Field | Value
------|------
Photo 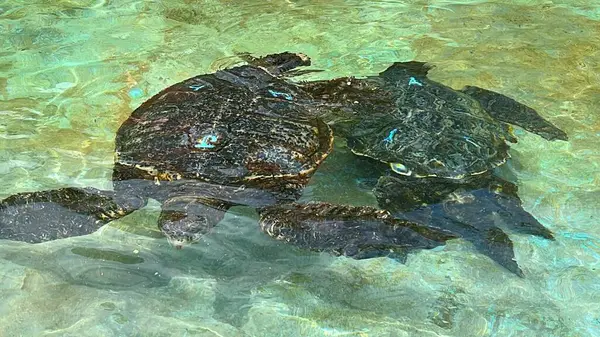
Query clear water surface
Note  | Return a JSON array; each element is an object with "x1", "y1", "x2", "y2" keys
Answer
[{"x1": 1, "y1": 0, "x2": 599, "y2": 336}]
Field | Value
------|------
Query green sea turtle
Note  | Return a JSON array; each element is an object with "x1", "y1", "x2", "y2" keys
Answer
[
  {"x1": 299, "y1": 60, "x2": 567, "y2": 275},
  {"x1": 304, "y1": 61, "x2": 566, "y2": 180},
  {"x1": 0, "y1": 52, "x2": 455, "y2": 262}
]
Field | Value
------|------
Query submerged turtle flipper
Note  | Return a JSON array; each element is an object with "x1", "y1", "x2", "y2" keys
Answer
[
  {"x1": 472, "y1": 226, "x2": 523, "y2": 277},
  {"x1": 347, "y1": 245, "x2": 409, "y2": 262},
  {"x1": 374, "y1": 175, "x2": 464, "y2": 213},
  {"x1": 238, "y1": 52, "x2": 311, "y2": 76},
  {"x1": 375, "y1": 174, "x2": 554, "y2": 239},
  {"x1": 493, "y1": 194, "x2": 554, "y2": 239},
  {"x1": 0, "y1": 187, "x2": 146, "y2": 243},
  {"x1": 460, "y1": 86, "x2": 568, "y2": 141},
  {"x1": 257, "y1": 202, "x2": 457, "y2": 261},
  {"x1": 158, "y1": 196, "x2": 232, "y2": 249},
  {"x1": 374, "y1": 174, "x2": 554, "y2": 276},
  {"x1": 439, "y1": 180, "x2": 556, "y2": 241},
  {"x1": 486, "y1": 178, "x2": 555, "y2": 239},
  {"x1": 390, "y1": 205, "x2": 524, "y2": 276}
]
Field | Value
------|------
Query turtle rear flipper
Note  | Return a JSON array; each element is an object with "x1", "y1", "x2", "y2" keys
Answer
[
  {"x1": 257, "y1": 202, "x2": 457, "y2": 260},
  {"x1": 238, "y1": 52, "x2": 311, "y2": 76},
  {"x1": 484, "y1": 178, "x2": 555, "y2": 240},
  {"x1": 461, "y1": 86, "x2": 568, "y2": 141},
  {"x1": 158, "y1": 196, "x2": 231, "y2": 249},
  {"x1": 0, "y1": 187, "x2": 145, "y2": 243}
]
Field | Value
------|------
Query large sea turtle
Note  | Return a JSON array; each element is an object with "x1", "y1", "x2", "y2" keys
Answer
[
  {"x1": 299, "y1": 61, "x2": 567, "y2": 275},
  {"x1": 0, "y1": 52, "x2": 455, "y2": 262}
]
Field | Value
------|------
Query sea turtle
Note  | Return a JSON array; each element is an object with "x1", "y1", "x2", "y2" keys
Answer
[
  {"x1": 304, "y1": 61, "x2": 567, "y2": 180},
  {"x1": 0, "y1": 52, "x2": 455, "y2": 262},
  {"x1": 299, "y1": 61, "x2": 567, "y2": 275}
]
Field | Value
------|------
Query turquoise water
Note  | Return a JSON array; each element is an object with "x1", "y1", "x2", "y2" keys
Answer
[{"x1": 1, "y1": 0, "x2": 599, "y2": 336}]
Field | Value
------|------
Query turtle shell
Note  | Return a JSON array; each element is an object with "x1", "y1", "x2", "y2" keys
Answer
[
  {"x1": 344, "y1": 66, "x2": 515, "y2": 180},
  {"x1": 114, "y1": 64, "x2": 333, "y2": 197}
]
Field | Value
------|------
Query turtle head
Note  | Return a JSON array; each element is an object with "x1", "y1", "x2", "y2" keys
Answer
[
  {"x1": 158, "y1": 198, "x2": 229, "y2": 249},
  {"x1": 262, "y1": 52, "x2": 311, "y2": 74},
  {"x1": 241, "y1": 52, "x2": 311, "y2": 76},
  {"x1": 159, "y1": 211, "x2": 211, "y2": 249}
]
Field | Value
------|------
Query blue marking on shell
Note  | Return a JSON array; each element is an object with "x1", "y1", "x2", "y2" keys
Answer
[
  {"x1": 189, "y1": 84, "x2": 206, "y2": 91},
  {"x1": 128, "y1": 87, "x2": 144, "y2": 98},
  {"x1": 408, "y1": 77, "x2": 423, "y2": 86},
  {"x1": 383, "y1": 128, "x2": 398, "y2": 144},
  {"x1": 195, "y1": 135, "x2": 218, "y2": 149},
  {"x1": 268, "y1": 89, "x2": 293, "y2": 101}
]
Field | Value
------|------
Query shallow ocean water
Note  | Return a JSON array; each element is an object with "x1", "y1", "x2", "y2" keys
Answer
[{"x1": 1, "y1": 0, "x2": 599, "y2": 336}]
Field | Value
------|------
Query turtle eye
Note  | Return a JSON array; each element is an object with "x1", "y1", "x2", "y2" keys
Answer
[{"x1": 390, "y1": 162, "x2": 412, "y2": 176}]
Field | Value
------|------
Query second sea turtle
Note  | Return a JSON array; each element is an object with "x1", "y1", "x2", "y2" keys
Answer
[{"x1": 299, "y1": 60, "x2": 567, "y2": 275}]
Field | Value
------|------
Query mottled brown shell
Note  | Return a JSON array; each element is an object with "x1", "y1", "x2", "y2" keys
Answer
[{"x1": 114, "y1": 64, "x2": 333, "y2": 198}]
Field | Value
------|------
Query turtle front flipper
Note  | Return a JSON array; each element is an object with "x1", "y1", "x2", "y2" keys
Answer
[
  {"x1": 392, "y1": 205, "x2": 524, "y2": 276},
  {"x1": 0, "y1": 187, "x2": 146, "y2": 243},
  {"x1": 375, "y1": 174, "x2": 555, "y2": 240},
  {"x1": 374, "y1": 175, "x2": 464, "y2": 213},
  {"x1": 438, "y1": 179, "x2": 555, "y2": 241},
  {"x1": 257, "y1": 202, "x2": 457, "y2": 261},
  {"x1": 460, "y1": 86, "x2": 568, "y2": 141},
  {"x1": 471, "y1": 225, "x2": 523, "y2": 277},
  {"x1": 238, "y1": 52, "x2": 312, "y2": 76},
  {"x1": 158, "y1": 196, "x2": 232, "y2": 249},
  {"x1": 485, "y1": 178, "x2": 555, "y2": 240},
  {"x1": 373, "y1": 174, "x2": 554, "y2": 276}
]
